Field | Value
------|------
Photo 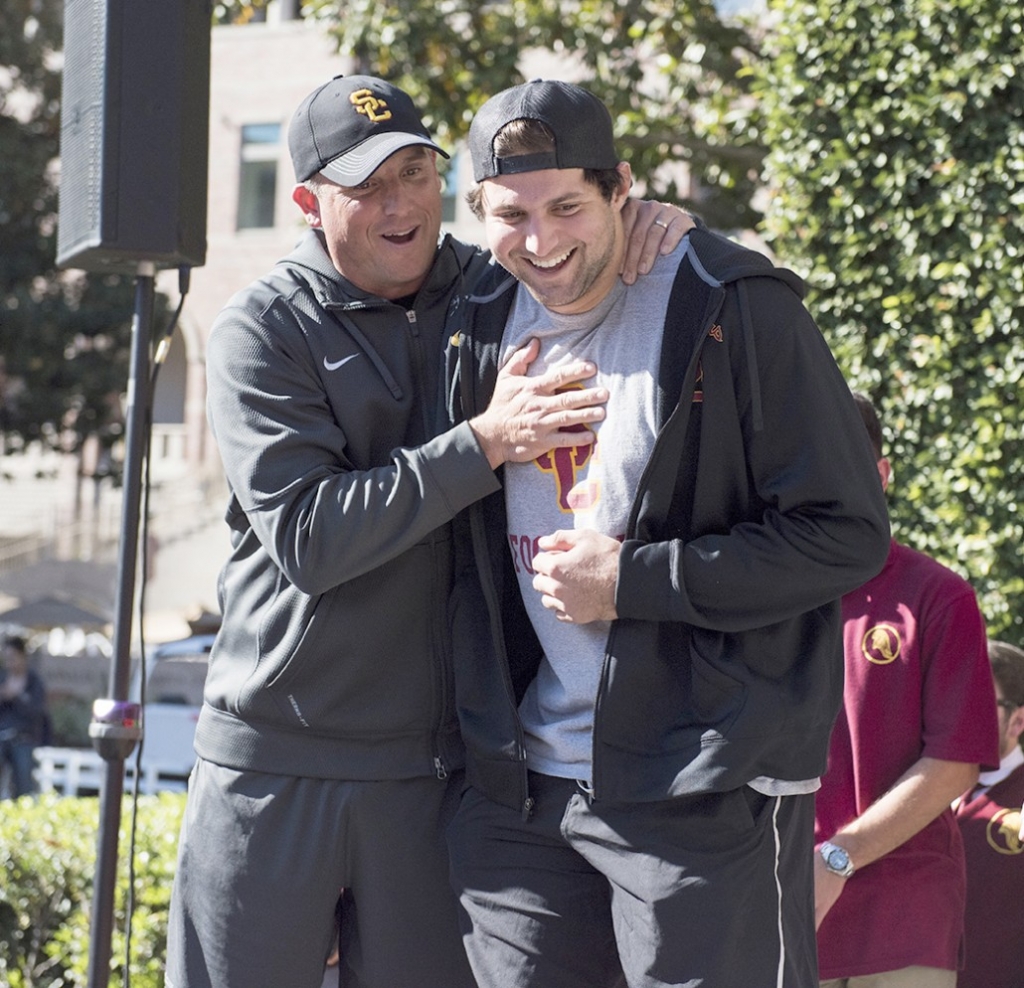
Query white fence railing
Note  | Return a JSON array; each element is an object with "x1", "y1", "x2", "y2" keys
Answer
[{"x1": 32, "y1": 746, "x2": 189, "y2": 796}]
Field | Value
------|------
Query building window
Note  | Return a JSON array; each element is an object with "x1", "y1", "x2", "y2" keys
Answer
[{"x1": 237, "y1": 123, "x2": 281, "y2": 230}]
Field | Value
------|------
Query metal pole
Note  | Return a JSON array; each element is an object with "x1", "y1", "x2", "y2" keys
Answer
[{"x1": 85, "y1": 264, "x2": 155, "y2": 988}]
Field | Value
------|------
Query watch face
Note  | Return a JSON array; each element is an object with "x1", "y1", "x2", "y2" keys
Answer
[
  {"x1": 824, "y1": 845, "x2": 851, "y2": 874},
  {"x1": 827, "y1": 848, "x2": 848, "y2": 869}
]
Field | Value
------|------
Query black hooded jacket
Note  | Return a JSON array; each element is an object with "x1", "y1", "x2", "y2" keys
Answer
[
  {"x1": 196, "y1": 232, "x2": 499, "y2": 781},
  {"x1": 449, "y1": 227, "x2": 890, "y2": 814}
]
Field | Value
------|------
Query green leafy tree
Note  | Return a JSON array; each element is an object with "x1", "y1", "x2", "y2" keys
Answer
[
  {"x1": 297, "y1": 0, "x2": 764, "y2": 230},
  {"x1": 755, "y1": 0, "x2": 1024, "y2": 633},
  {"x1": 0, "y1": 792, "x2": 185, "y2": 988},
  {"x1": 0, "y1": 0, "x2": 153, "y2": 465}
]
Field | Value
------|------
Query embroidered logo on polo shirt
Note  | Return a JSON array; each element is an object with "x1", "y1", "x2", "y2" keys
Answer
[
  {"x1": 986, "y1": 808, "x2": 1024, "y2": 855},
  {"x1": 861, "y1": 623, "x2": 901, "y2": 665},
  {"x1": 350, "y1": 89, "x2": 393, "y2": 123}
]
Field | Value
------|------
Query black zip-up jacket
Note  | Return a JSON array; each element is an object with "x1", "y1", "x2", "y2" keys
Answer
[
  {"x1": 195, "y1": 231, "x2": 500, "y2": 781},
  {"x1": 449, "y1": 228, "x2": 890, "y2": 814}
]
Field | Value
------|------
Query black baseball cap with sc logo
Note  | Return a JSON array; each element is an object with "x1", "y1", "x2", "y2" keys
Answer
[{"x1": 288, "y1": 74, "x2": 449, "y2": 186}]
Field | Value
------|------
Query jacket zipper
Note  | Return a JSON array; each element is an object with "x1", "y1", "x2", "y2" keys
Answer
[
  {"x1": 468, "y1": 484, "x2": 532, "y2": 815},
  {"x1": 406, "y1": 303, "x2": 456, "y2": 784}
]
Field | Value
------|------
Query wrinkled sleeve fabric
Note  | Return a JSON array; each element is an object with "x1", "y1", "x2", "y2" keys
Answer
[
  {"x1": 919, "y1": 581, "x2": 999, "y2": 769},
  {"x1": 206, "y1": 302, "x2": 500, "y2": 597},
  {"x1": 616, "y1": 278, "x2": 889, "y2": 631}
]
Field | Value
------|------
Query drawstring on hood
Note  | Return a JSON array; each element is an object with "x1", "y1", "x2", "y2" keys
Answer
[
  {"x1": 735, "y1": 280, "x2": 764, "y2": 433},
  {"x1": 326, "y1": 305, "x2": 405, "y2": 400},
  {"x1": 679, "y1": 233, "x2": 782, "y2": 437}
]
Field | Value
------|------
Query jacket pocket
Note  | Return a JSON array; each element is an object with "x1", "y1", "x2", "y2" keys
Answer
[
  {"x1": 258, "y1": 543, "x2": 446, "y2": 735},
  {"x1": 600, "y1": 623, "x2": 745, "y2": 756},
  {"x1": 686, "y1": 626, "x2": 746, "y2": 734}
]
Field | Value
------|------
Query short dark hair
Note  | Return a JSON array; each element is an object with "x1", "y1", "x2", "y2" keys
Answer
[
  {"x1": 2, "y1": 634, "x2": 27, "y2": 655},
  {"x1": 465, "y1": 118, "x2": 625, "y2": 220},
  {"x1": 989, "y1": 639, "x2": 1024, "y2": 708},
  {"x1": 850, "y1": 391, "x2": 885, "y2": 460}
]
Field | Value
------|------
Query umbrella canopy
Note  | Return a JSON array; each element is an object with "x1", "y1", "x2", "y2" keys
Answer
[
  {"x1": 0, "y1": 596, "x2": 111, "y2": 630},
  {"x1": 0, "y1": 560, "x2": 116, "y2": 614}
]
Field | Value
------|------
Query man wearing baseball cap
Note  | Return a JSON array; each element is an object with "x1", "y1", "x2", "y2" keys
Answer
[
  {"x1": 445, "y1": 79, "x2": 890, "y2": 987},
  {"x1": 164, "y1": 74, "x2": 691, "y2": 988}
]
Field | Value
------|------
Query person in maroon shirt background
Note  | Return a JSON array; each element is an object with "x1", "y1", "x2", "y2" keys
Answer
[
  {"x1": 814, "y1": 392, "x2": 1000, "y2": 988},
  {"x1": 954, "y1": 639, "x2": 1024, "y2": 988}
]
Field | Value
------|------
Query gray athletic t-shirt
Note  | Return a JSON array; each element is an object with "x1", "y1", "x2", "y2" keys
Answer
[{"x1": 502, "y1": 245, "x2": 686, "y2": 783}]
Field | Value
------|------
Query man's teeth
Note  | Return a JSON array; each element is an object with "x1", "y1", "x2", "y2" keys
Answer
[{"x1": 531, "y1": 249, "x2": 572, "y2": 269}]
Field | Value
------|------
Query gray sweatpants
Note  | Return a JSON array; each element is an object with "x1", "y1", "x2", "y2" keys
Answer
[{"x1": 165, "y1": 758, "x2": 475, "y2": 988}]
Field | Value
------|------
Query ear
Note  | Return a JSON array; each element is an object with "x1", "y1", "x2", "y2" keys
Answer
[
  {"x1": 612, "y1": 162, "x2": 633, "y2": 210},
  {"x1": 1009, "y1": 704, "x2": 1024, "y2": 743},
  {"x1": 877, "y1": 456, "x2": 892, "y2": 492},
  {"x1": 292, "y1": 184, "x2": 322, "y2": 227}
]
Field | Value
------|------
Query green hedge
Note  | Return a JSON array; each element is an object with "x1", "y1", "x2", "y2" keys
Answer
[{"x1": 0, "y1": 791, "x2": 186, "y2": 988}]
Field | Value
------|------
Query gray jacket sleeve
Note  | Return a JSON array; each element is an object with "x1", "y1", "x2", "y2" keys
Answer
[{"x1": 206, "y1": 303, "x2": 500, "y2": 597}]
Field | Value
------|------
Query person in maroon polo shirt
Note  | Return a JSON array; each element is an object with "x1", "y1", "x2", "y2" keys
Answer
[
  {"x1": 954, "y1": 639, "x2": 1024, "y2": 988},
  {"x1": 814, "y1": 393, "x2": 1000, "y2": 988}
]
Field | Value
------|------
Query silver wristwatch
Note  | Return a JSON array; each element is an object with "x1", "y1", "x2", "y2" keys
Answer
[{"x1": 819, "y1": 841, "x2": 855, "y2": 878}]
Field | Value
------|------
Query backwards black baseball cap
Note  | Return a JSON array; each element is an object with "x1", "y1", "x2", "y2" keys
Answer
[
  {"x1": 467, "y1": 79, "x2": 619, "y2": 183},
  {"x1": 288, "y1": 74, "x2": 448, "y2": 186}
]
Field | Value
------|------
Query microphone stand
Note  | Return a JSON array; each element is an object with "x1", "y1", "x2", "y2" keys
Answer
[{"x1": 85, "y1": 264, "x2": 154, "y2": 988}]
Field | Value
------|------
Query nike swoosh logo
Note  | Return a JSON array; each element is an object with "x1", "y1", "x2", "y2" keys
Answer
[{"x1": 323, "y1": 353, "x2": 360, "y2": 371}]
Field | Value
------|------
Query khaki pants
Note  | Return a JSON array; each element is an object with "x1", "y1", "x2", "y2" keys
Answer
[{"x1": 821, "y1": 967, "x2": 957, "y2": 988}]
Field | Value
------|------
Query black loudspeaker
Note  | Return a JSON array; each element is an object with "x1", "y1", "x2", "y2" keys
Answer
[{"x1": 57, "y1": 0, "x2": 211, "y2": 273}]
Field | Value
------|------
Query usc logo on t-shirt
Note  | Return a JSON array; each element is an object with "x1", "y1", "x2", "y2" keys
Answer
[
  {"x1": 986, "y1": 808, "x2": 1024, "y2": 855},
  {"x1": 861, "y1": 624, "x2": 902, "y2": 665},
  {"x1": 534, "y1": 382, "x2": 597, "y2": 513}
]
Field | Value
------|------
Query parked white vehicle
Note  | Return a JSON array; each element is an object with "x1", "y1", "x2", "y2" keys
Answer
[{"x1": 34, "y1": 634, "x2": 213, "y2": 796}]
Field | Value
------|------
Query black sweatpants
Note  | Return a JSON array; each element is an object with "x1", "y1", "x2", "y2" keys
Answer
[
  {"x1": 166, "y1": 759, "x2": 475, "y2": 988},
  {"x1": 448, "y1": 773, "x2": 818, "y2": 988}
]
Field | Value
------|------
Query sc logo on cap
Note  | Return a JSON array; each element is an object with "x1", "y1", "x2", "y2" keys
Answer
[{"x1": 350, "y1": 89, "x2": 392, "y2": 123}]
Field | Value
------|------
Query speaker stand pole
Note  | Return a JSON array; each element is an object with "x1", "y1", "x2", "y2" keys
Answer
[{"x1": 86, "y1": 263, "x2": 155, "y2": 988}]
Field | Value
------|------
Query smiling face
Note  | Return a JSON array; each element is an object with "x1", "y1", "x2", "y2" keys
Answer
[
  {"x1": 292, "y1": 145, "x2": 443, "y2": 300},
  {"x1": 479, "y1": 163, "x2": 631, "y2": 314}
]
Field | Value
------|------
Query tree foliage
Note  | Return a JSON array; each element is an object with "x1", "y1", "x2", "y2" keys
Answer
[
  {"x1": 1, "y1": 0, "x2": 142, "y2": 460},
  {"x1": 755, "y1": 0, "x2": 1024, "y2": 633},
  {"x1": 0, "y1": 792, "x2": 185, "y2": 987},
  {"x1": 302, "y1": 0, "x2": 764, "y2": 229}
]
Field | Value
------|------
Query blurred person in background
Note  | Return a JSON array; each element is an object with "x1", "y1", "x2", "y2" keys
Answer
[{"x1": 0, "y1": 633, "x2": 49, "y2": 798}]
